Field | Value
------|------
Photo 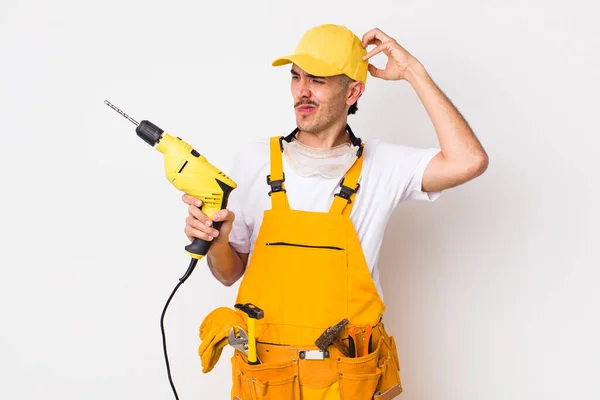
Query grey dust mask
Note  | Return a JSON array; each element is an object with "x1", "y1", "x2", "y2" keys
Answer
[{"x1": 282, "y1": 138, "x2": 359, "y2": 179}]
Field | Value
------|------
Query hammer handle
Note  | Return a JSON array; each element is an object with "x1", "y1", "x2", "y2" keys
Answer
[{"x1": 247, "y1": 318, "x2": 258, "y2": 365}]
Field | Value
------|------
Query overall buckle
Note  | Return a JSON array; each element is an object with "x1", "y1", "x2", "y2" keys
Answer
[
  {"x1": 267, "y1": 173, "x2": 286, "y2": 196},
  {"x1": 334, "y1": 179, "x2": 360, "y2": 203}
]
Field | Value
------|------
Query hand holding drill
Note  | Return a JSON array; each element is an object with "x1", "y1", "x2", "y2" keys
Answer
[{"x1": 182, "y1": 194, "x2": 236, "y2": 246}]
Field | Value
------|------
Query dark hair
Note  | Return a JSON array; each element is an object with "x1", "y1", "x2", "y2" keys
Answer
[{"x1": 348, "y1": 101, "x2": 358, "y2": 115}]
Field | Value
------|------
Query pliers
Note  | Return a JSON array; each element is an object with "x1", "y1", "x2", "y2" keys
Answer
[
  {"x1": 228, "y1": 326, "x2": 262, "y2": 363},
  {"x1": 348, "y1": 325, "x2": 373, "y2": 357},
  {"x1": 228, "y1": 326, "x2": 249, "y2": 353}
]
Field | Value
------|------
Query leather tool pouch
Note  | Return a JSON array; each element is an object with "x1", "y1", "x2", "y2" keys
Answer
[
  {"x1": 373, "y1": 323, "x2": 403, "y2": 400},
  {"x1": 230, "y1": 322, "x2": 402, "y2": 400}
]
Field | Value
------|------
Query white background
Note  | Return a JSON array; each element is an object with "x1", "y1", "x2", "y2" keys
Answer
[{"x1": 1, "y1": 0, "x2": 598, "y2": 399}]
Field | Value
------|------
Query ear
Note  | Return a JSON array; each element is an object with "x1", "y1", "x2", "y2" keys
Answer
[{"x1": 346, "y1": 81, "x2": 365, "y2": 107}]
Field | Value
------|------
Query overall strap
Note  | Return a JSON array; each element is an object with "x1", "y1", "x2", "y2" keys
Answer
[
  {"x1": 267, "y1": 136, "x2": 290, "y2": 210},
  {"x1": 329, "y1": 142, "x2": 364, "y2": 216}
]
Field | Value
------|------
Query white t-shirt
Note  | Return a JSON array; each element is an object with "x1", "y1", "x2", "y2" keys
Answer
[{"x1": 226, "y1": 137, "x2": 441, "y2": 302}]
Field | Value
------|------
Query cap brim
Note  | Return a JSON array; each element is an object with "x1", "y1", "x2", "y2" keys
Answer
[{"x1": 272, "y1": 54, "x2": 343, "y2": 77}]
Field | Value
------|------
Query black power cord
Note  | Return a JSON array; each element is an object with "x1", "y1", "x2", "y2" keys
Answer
[{"x1": 160, "y1": 257, "x2": 199, "y2": 400}]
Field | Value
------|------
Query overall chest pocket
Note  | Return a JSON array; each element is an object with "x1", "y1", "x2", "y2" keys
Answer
[{"x1": 262, "y1": 240, "x2": 348, "y2": 329}]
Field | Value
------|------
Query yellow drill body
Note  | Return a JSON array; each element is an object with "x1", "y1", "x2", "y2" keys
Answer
[
  {"x1": 104, "y1": 100, "x2": 236, "y2": 260},
  {"x1": 156, "y1": 133, "x2": 237, "y2": 255},
  {"x1": 155, "y1": 133, "x2": 237, "y2": 259}
]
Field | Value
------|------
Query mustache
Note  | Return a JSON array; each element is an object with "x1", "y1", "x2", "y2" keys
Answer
[{"x1": 295, "y1": 100, "x2": 318, "y2": 108}]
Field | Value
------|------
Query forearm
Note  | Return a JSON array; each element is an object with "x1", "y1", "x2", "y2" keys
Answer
[
  {"x1": 206, "y1": 240, "x2": 245, "y2": 286},
  {"x1": 405, "y1": 62, "x2": 488, "y2": 166}
]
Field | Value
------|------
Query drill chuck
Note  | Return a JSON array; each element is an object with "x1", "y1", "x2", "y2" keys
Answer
[{"x1": 136, "y1": 120, "x2": 164, "y2": 146}]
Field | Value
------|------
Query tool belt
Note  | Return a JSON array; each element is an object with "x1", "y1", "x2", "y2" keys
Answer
[{"x1": 230, "y1": 320, "x2": 402, "y2": 400}]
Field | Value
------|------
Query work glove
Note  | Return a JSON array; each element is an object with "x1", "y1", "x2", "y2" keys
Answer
[{"x1": 198, "y1": 306, "x2": 246, "y2": 373}]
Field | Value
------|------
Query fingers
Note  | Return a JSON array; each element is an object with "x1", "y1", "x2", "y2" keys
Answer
[
  {"x1": 362, "y1": 30, "x2": 399, "y2": 62},
  {"x1": 368, "y1": 63, "x2": 384, "y2": 79},
  {"x1": 185, "y1": 205, "x2": 220, "y2": 241},
  {"x1": 182, "y1": 194, "x2": 236, "y2": 242},
  {"x1": 188, "y1": 204, "x2": 212, "y2": 225},
  {"x1": 184, "y1": 224, "x2": 211, "y2": 242},
  {"x1": 185, "y1": 214, "x2": 220, "y2": 241},
  {"x1": 182, "y1": 193, "x2": 203, "y2": 207},
  {"x1": 361, "y1": 28, "x2": 392, "y2": 49},
  {"x1": 362, "y1": 43, "x2": 387, "y2": 61},
  {"x1": 362, "y1": 35, "x2": 382, "y2": 48},
  {"x1": 211, "y1": 209, "x2": 235, "y2": 222}
]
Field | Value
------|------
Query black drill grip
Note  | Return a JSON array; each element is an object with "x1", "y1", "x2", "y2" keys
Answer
[
  {"x1": 184, "y1": 220, "x2": 223, "y2": 256},
  {"x1": 184, "y1": 179, "x2": 234, "y2": 257}
]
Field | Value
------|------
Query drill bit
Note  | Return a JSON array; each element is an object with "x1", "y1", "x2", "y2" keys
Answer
[{"x1": 104, "y1": 100, "x2": 139, "y2": 126}]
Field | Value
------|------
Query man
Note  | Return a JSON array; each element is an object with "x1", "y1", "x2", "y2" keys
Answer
[{"x1": 188, "y1": 25, "x2": 488, "y2": 399}]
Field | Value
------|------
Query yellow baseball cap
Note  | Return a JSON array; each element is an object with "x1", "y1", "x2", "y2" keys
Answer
[{"x1": 272, "y1": 24, "x2": 368, "y2": 84}]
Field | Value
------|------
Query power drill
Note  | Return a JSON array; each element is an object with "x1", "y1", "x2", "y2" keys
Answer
[{"x1": 104, "y1": 100, "x2": 236, "y2": 399}]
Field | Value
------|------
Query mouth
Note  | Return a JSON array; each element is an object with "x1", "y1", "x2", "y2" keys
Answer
[{"x1": 296, "y1": 105, "x2": 316, "y2": 114}]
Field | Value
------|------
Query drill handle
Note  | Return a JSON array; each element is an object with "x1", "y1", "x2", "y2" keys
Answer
[
  {"x1": 184, "y1": 220, "x2": 224, "y2": 257},
  {"x1": 183, "y1": 187, "x2": 233, "y2": 262},
  {"x1": 179, "y1": 216, "x2": 222, "y2": 283}
]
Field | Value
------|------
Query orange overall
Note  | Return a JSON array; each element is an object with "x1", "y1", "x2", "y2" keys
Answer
[{"x1": 231, "y1": 134, "x2": 403, "y2": 400}]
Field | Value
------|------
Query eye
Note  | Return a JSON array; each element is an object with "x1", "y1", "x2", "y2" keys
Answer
[{"x1": 312, "y1": 79, "x2": 325, "y2": 84}]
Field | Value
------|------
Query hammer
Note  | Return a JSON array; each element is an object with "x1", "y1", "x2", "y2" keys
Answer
[
  {"x1": 234, "y1": 303, "x2": 264, "y2": 365},
  {"x1": 315, "y1": 318, "x2": 350, "y2": 357}
]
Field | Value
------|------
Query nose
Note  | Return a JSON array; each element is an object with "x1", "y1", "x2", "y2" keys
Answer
[{"x1": 295, "y1": 76, "x2": 311, "y2": 99}]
